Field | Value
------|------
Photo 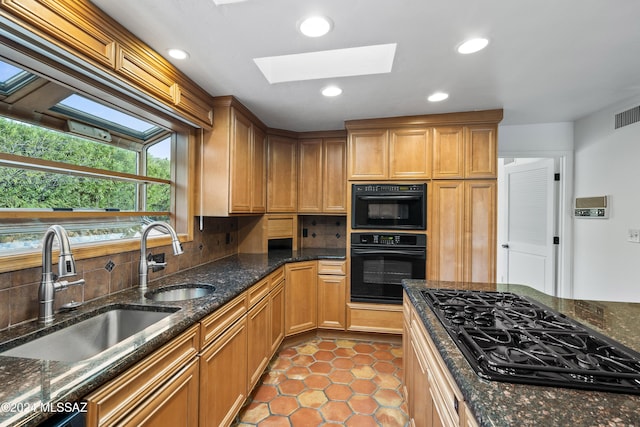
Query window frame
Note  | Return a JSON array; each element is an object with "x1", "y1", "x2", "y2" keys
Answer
[{"x1": 0, "y1": 33, "x2": 196, "y2": 274}]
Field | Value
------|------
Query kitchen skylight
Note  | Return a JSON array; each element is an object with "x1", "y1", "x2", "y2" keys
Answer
[{"x1": 254, "y1": 43, "x2": 397, "y2": 84}]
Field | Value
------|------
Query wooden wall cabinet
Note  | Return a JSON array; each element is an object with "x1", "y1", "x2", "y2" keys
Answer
[
  {"x1": 317, "y1": 260, "x2": 347, "y2": 330},
  {"x1": 433, "y1": 125, "x2": 497, "y2": 179},
  {"x1": 284, "y1": 261, "x2": 317, "y2": 336},
  {"x1": 429, "y1": 180, "x2": 496, "y2": 283},
  {"x1": 347, "y1": 128, "x2": 431, "y2": 180},
  {"x1": 198, "y1": 99, "x2": 267, "y2": 216},
  {"x1": 267, "y1": 135, "x2": 298, "y2": 213},
  {"x1": 298, "y1": 138, "x2": 347, "y2": 213},
  {"x1": 230, "y1": 111, "x2": 266, "y2": 213}
]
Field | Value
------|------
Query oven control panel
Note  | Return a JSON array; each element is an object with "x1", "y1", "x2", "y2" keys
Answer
[{"x1": 352, "y1": 233, "x2": 425, "y2": 247}]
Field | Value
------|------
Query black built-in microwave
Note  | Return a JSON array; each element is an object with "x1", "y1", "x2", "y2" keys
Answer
[{"x1": 351, "y1": 183, "x2": 426, "y2": 230}]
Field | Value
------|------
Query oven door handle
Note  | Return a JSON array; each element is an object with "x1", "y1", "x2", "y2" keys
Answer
[
  {"x1": 351, "y1": 248, "x2": 426, "y2": 257},
  {"x1": 357, "y1": 195, "x2": 420, "y2": 200}
]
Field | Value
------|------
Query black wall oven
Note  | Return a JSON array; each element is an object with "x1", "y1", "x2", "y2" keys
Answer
[
  {"x1": 350, "y1": 233, "x2": 426, "y2": 305},
  {"x1": 352, "y1": 183, "x2": 426, "y2": 230}
]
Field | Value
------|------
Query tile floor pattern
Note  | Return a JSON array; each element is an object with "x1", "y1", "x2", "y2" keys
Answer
[{"x1": 235, "y1": 338, "x2": 408, "y2": 427}]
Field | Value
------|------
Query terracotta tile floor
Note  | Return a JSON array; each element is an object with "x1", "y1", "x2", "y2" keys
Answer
[{"x1": 235, "y1": 337, "x2": 408, "y2": 427}]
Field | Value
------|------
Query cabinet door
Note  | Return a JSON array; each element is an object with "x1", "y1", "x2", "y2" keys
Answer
[
  {"x1": 433, "y1": 127, "x2": 464, "y2": 179},
  {"x1": 230, "y1": 110, "x2": 253, "y2": 213},
  {"x1": 429, "y1": 181, "x2": 464, "y2": 281},
  {"x1": 464, "y1": 180, "x2": 497, "y2": 283},
  {"x1": 199, "y1": 318, "x2": 248, "y2": 427},
  {"x1": 1, "y1": 0, "x2": 116, "y2": 67},
  {"x1": 323, "y1": 138, "x2": 347, "y2": 213},
  {"x1": 119, "y1": 359, "x2": 199, "y2": 427},
  {"x1": 270, "y1": 281, "x2": 285, "y2": 354},
  {"x1": 389, "y1": 128, "x2": 431, "y2": 179},
  {"x1": 252, "y1": 126, "x2": 267, "y2": 212},
  {"x1": 348, "y1": 129, "x2": 388, "y2": 179},
  {"x1": 284, "y1": 261, "x2": 317, "y2": 336},
  {"x1": 267, "y1": 136, "x2": 297, "y2": 212},
  {"x1": 247, "y1": 296, "x2": 271, "y2": 390},
  {"x1": 409, "y1": 331, "x2": 433, "y2": 427},
  {"x1": 464, "y1": 125, "x2": 497, "y2": 178},
  {"x1": 85, "y1": 325, "x2": 200, "y2": 427},
  {"x1": 298, "y1": 139, "x2": 323, "y2": 213},
  {"x1": 317, "y1": 274, "x2": 346, "y2": 330}
]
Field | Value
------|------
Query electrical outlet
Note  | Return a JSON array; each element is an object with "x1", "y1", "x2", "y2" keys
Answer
[{"x1": 627, "y1": 229, "x2": 640, "y2": 243}]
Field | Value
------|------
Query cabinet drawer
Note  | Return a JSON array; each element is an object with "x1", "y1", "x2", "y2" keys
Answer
[
  {"x1": 85, "y1": 324, "x2": 200, "y2": 427},
  {"x1": 269, "y1": 266, "x2": 285, "y2": 290},
  {"x1": 317, "y1": 260, "x2": 346, "y2": 275},
  {"x1": 200, "y1": 292, "x2": 248, "y2": 349},
  {"x1": 247, "y1": 277, "x2": 270, "y2": 308}
]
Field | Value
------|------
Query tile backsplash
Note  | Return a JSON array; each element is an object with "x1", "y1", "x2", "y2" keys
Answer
[
  {"x1": 0, "y1": 217, "x2": 238, "y2": 330},
  {"x1": 299, "y1": 215, "x2": 347, "y2": 249}
]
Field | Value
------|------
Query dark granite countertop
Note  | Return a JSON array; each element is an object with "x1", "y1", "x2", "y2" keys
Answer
[
  {"x1": 0, "y1": 248, "x2": 345, "y2": 427},
  {"x1": 403, "y1": 279, "x2": 640, "y2": 427}
]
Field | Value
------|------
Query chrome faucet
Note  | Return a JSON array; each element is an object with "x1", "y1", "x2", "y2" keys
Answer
[
  {"x1": 39, "y1": 225, "x2": 85, "y2": 324},
  {"x1": 139, "y1": 221, "x2": 184, "y2": 290}
]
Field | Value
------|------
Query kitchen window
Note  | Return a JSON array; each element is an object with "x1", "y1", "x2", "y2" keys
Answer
[{"x1": 0, "y1": 58, "x2": 187, "y2": 259}]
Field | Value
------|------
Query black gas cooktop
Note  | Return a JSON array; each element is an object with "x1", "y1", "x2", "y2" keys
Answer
[{"x1": 420, "y1": 289, "x2": 640, "y2": 395}]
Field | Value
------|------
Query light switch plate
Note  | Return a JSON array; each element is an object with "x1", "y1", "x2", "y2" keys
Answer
[{"x1": 627, "y1": 229, "x2": 640, "y2": 243}]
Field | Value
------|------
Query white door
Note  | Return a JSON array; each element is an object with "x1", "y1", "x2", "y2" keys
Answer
[{"x1": 502, "y1": 158, "x2": 557, "y2": 295}]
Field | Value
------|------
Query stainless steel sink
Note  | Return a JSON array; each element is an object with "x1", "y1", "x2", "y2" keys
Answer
[
  {"x1": 145, "y1": 284, "x2": 216, "y2": 302},
  {"x1": 0, "y1": 306, "x2": 178, "y2": 362}
]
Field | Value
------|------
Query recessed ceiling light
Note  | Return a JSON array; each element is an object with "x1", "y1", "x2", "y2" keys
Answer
[
  {"x1": 299, "y1": 16, "x2": 332, "y2": 38},
  {"x1": 322, "y1": 86, "x2": 342, "y2": 97},
  {"x1": 167, "y1": 48, "x2": 189, "y2": 60},
  {"x1": 428, "y1": 92, "x2": 449, "y2": 102},
  {"x1": 457, "y1": 38, "x2": 489, "y2": 54}
]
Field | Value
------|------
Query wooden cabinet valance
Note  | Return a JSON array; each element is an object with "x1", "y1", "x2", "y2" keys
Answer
[{"x1": 0, "y1": 0, "x2": 214, "y2": 128}]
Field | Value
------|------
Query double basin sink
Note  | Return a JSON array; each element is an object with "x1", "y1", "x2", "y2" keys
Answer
[{"x1": 0, "y1": 283, "x2": 216, "y2": 362}]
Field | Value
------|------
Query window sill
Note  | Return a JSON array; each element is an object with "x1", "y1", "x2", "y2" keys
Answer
[{"x1": 0, "y1": 234, "x2": 189, "y2": 274}]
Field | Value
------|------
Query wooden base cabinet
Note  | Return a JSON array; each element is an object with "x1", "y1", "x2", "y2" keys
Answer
[
  {"x1": 404, "y1": 293, "x2": 476, "y2": 427},
  {"x1": 199, "y1": 318, "x2": 248, "y2": 427},
  {"x1": 284, "y1": 261, "x2": 317, "y2": 336},
  {"x1": 317, "y1": 260, "x2": 347, "y2": 330},
  {"x1": 118, "y1": 359, "x2": 200, "y2": 427},
  {"x1": 270, "y1": 269, "x2": 286, "y2": 353},
  {"x1": 85, "y1": 325, "x2": 200, "y2": 427},
  {"x1": 247, "y1": 295, "x2": 271, "y2": 390}
]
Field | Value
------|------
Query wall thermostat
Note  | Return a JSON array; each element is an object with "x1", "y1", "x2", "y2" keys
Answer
[{"x1": 574, "y1": 196, "x2": 609, "y2": 219}]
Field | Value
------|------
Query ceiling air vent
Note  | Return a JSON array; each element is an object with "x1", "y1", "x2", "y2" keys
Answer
[{"x1": 615, "y1": 105, "x2": 640, "y2": 129}]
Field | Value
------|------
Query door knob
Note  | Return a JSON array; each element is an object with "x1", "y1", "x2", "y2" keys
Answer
[{"x1": 501, "y1": 244, "x2": 509, "y2": 249}]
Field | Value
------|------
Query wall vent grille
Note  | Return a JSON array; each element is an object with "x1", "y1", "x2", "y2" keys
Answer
[{"x1": 615, "y1": 105, "x2": 640, "y2": 129}]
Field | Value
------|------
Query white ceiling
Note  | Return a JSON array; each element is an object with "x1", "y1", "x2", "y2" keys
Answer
[{"x1": 91, "y1": 0, "x2": 640, "y2": 132}]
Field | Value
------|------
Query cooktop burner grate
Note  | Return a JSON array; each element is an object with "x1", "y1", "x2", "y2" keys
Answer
[{"x1": 419, "y1": 289, "x2": 640, "y2": 394}]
